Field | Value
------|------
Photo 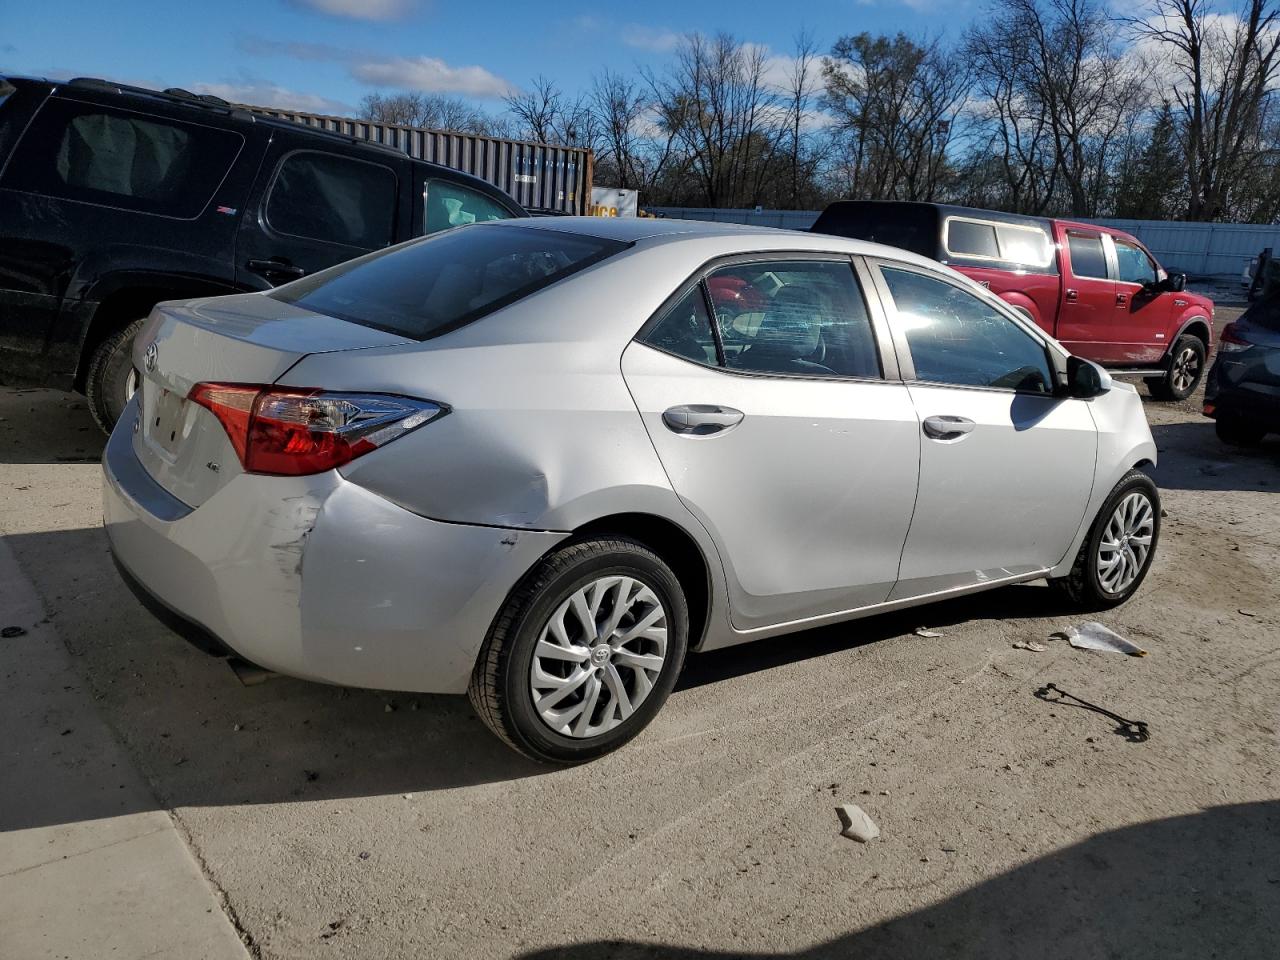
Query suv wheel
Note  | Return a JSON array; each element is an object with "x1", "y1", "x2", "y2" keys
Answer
[
  {"x1": 1215, "y1": 415, "x2": 1266, "y2": 447},
  {"x1": 1050, "y1": 469, "x2": 1161, "y2": 611},
  {"x1": 85, "y1": 318, "x2": 147, "y2": 434},
  {"x1": 469, "y1": 537, "x2": 689, "y2": 764},
  {"x1": 1146, "y1": 334, "x2": 1206, "y2": 401}
]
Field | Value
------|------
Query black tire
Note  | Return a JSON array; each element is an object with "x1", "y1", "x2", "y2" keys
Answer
[
  {"x1": 1050, "y1": 469, "x2": 1161, "y2": 611},
  {"x1": 85, "y1": 317, "x2": 146, "y2": 434},
  {"x1": 468, "y1": 537, "x2": 689, "y2": 764},
  {"x1": 1146, "y1": 334, "x2": 1206, "y2": 401},
  {"x1": 1215, "y1": 415, "x2": 1266, "y2": 447}
]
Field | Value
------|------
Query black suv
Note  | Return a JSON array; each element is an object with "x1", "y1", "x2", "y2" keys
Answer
[{"x1": 0, "y1": 76, "x2": 527, "y2": 431}]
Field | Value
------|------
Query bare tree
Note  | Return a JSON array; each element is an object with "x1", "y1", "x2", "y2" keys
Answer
[
  {"x1": 1129, "y1": 0, "x2": 1280, "y2": 220},
  {"x1": 504, "y1": 75, "x2": 597, "y2": 148},
  {"x1": 589, "y1": 70, "x2": 649, "y2": 188},
  {"x1": 783, "y1": 31, "x2": 822, "y2": 207},
  {"x1": 358, "y1": 92, "x2": 495, "y2": 134}
]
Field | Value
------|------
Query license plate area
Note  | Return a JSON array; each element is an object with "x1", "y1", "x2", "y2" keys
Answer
[{"x1": 141, "y1": 378, "x2": 192, "y2": 461}]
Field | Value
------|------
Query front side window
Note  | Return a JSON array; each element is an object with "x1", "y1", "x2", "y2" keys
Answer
[
  {"x1": 0, "y1": 98, "x2": 242, "y2": 218},
  {"x1": 706, "y1": 260, "x2": 881, "y2": 379},
  {"x1": 644, "y1": 287, "x2": 718, "y2": 366},
  {"x1": 266, "y1": 152, "x2": 396, "y2": 249},
  {"x1": 880, "y1": 266, "x2": 1054, "y2": 394},
  {"x1": 271, "y1": 223, "x2": 627, "y2": 340},
  {"x1": 1114, "y1": 239, "x2": 1157, "y2": 286},
  {"x1": 424, "y1": 179, "x2": 515, "y2": 235},
  {"x1": 1067, "y1": 233, "x2": 1108, "y2": 280}
]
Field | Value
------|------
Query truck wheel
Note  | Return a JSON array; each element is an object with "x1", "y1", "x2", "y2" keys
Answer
[
  {"x1": 1146, "y1": 335, "x2": 1206, "y2": 401},
  {"x1": 1215, "y1": 415, "x2": 1266, "y2": 447},
  {"x1": 468, "y1": 537, "x2": 688, "y2": 764},
  {"x1": 1050, "y1": 469, "x2": 1160, "y2": 611},
  {"x1": 85, "y1": 318, "x2": 146, "y2": 434}
]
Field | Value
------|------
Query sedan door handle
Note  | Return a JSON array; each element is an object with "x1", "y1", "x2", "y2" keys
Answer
[
  {"x1": 922, "y1": 415, "x2": 976, "y2": 441},
  {"x1": 663, "y1": 404, "x2": 744, "y2": 436},
  {"x1": 247, "y1": 258, "x2": 306, "y2": 280}
]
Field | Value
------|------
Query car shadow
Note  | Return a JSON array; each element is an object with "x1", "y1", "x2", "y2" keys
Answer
[
  {"x1": 514, "y1": 801, "x2": 1280, "y2": 959},
  {"x1": 0, "y1": 387, "x2": 106, "y2": 465},
  {"x1": 1148, "y1": 420, "x2": 1280, "y2": 492}
]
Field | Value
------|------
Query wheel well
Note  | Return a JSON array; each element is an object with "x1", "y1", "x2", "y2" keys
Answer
[
  {"x1": 1181, "y1": 319, "x2": 1211, "y2": 350},
  {"x1": 571, "y1": 513, "x2": 712, "y2": 649}
]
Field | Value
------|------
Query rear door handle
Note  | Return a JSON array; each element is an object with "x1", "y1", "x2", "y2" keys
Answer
[
  {"x1": 662, "y1": 405, "x2": 744, "y2": 436},
  {"x1": 247, "y1": 258, "x2": 306, "y2": 280},
  {"x1": 1065, "y1": 289, "x2": 1079, "y2": 302},
  {"x1": 922, "y1": 415, "x2": 976, "y2": 441}
]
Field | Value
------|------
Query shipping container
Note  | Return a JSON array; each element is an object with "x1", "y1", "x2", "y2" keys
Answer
[{"x1": 247, "y1": 107, "x2": 593, "y2": 215}]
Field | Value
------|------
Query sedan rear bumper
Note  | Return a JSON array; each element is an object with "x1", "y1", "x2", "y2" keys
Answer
[{"x1": 102, "y1": 414, "x2": 566, "y2": 694}]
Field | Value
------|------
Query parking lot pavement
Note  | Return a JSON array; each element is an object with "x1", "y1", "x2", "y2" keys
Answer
[{"x1": 1, "y1": 343, "x2": 1278, "y2": 959}]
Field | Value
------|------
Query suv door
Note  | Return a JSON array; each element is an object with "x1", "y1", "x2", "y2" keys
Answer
[
  {"x1": 236, "y1": 137, "x2": 409, "y2": 289},
  {"x1": 622, "y1": 256, "x2": 920, "y2": 631},
  {"x1": 1056, "y1": 227, "x2": 1121, "y2": 362},
  {"x1": 1108, "y1": 234, "x2": 1171, "y2": 364},
  {"x1": 418, "y1": 175, "x2": 521, "y2": 235},
  {"x1": 867, "y1": 261, "x2": 1097, "y2": 598}
]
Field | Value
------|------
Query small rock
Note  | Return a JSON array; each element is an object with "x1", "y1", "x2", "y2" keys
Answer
[
  {"x1": 1, "y1": 625, "x2": 27, "y2": 638},
  {"x1": 304, "y1": 770, "x2": 319, "y2": 782},
  {"x1": 836, "y1": 804, "x2": 880, "y2": 843},
  {"x1": 403, "y1": 793, "x2": 413, "y2": 800},
  {"x1": 384, "y1": 702, "x2": 396, "y2": 713},
  {"x1": 940, "y1": 846, "x2": 956, "y2": 853},
  {"x1": 1012, "y1": 640, "x2": 1047, "y2": 652},
  {"x1": 232, "y1": 723, "x2": 243, "y2": 732},
  {"x1": 878, "y1": 790, "x2": 890, "y2": 796},
  {"x1": 1239, "y1": 608, "x2": 1257, "y2": 617},
  {"x1": 914, "y1": 627, "x2": 944, "y2": 638},
  {"x1": 358, "y1": 851, "x2": 370, "y2": 861}
]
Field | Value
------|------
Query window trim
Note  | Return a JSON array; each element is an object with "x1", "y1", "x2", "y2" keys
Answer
[
  {"x1": 942, "y1": 215, "x2": 1054, "y2": 270},
  {"x1": 634, "y1": 250, "x2": 900, "y2": 384},
  {"x1": 1065, "y1": 229, "x2": 1111, "y2": 282},
  {"x1": 262, "y1": 148, "x2": 399, "y2": 250},
  {"x1": 865, "y1": 256, "x2": 1066, "y2": 397},
  {"x1": 0, "y1": 95, "x2": 246, "y2": 221}
]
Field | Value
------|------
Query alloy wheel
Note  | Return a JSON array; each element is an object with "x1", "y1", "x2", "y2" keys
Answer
[
  {"x1": 529, "y1": 575, "x2": 668, "y2": 738},
  {"x1": 1171, "y1": 346, "x2": 1200, "y2": 394},
  {"x1": 1096, "y1": 491, "x2": 1155, "y2": 594}
]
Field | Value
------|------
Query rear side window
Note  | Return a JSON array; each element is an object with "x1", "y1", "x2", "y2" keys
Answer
[
  {"x1": 266, "y1": 151, "x2": 397, "y2": 249},
  {"x1": 645, "y1": 287, "x2": 719, "y2": 366},
  {"x1": 1114, "y1": 239, "x2": 1157, "y2": 286},
  {"x1": 271, "y1": 224, "x2": 627, "y2": 340},
  {"x1": 946, "y1": 219, "x2": 999, "y2": 259},
  {"x1": 424, "y1": 179, "x2": 514, "y2": 235},
  {"x1": 0, "y1": 98, "x2": 243, "y2": 218},
  {"x1": 945, "y1": 216, "x2": 1053, "y2": 268},
  {"x1": 1067, "y1": 233, "x2": 1108, "y2": 280}
]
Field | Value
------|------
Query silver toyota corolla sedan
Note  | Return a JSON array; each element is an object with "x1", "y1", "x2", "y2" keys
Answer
[{"x1": 104, "y1": 218, "x2": 1160, "y2": 763}]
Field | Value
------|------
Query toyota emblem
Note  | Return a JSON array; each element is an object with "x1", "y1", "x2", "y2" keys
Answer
[{"x1": 143, "y1": 341, "x2": 158, "y2": 373}]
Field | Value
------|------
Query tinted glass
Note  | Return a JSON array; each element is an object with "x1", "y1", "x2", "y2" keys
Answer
[
  {"x1": 267, "y1": 152, "x2": 396, "y2": 249},
  {"x1": 1067, "y1": 234, "x2": 1108, "y2": 279},
  {"x1": 707, "y1": 260, "x2": 880, "y2": 379},
  {"x1": 0, "y1": 98, "x2": 242, "y2": 218},
  {"x1": 1114, "y1": 239, "x2": 1157, "y2": 286},
  {"x1": 424, "y1": 179, "x2": 514, "y2": 235},
  {"x1": 644, "y1": 287, "x2": 718, "y2": 366},
  {"x1": 810, "y1": 203, "x2": 938, "y2": 258},
  {"x1": 947, "y1": 219, "x2": 1000, "y2": 259},
  {"x1": 882, "y1": 267, "x2": 1053, "y2": 394},
  {"x1": 272, "y1": 224, "x2": 627, "y2": 340}
]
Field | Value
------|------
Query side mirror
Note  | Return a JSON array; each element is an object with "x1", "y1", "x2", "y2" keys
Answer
[
  {"x1": 1162, "y1": 272, "x2": 1187, "y2": 292},
  {"x1": 1067, "y1": 356, "x2": 1111, "y2": 399}
]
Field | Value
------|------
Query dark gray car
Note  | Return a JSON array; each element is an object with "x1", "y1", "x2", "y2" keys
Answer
[{"x1": 1204, "y1": 267, "x2": 1280, "y2": 445}]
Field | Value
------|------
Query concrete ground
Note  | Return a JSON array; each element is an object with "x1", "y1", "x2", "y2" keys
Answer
[{"x1": 1, "y1": 308, "x2": 1278, "y2": 959}]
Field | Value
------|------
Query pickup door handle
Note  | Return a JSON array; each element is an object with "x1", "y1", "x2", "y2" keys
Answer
[
  {"x1": 922, "y1": 415, "x2": 976, "y2": 441},
  {"x1": 247, "y1": 258, "x2": 307, "y2": 280},
  {"x1": 1065, "y1": 289, "x2": 1079, "y2": 302},
  {"x1": 1116, "y1": 293, "x2": 1128, "y2": 305},
  {"x1": 662, "y1": 405, "x2": 744, "y2": 436}
]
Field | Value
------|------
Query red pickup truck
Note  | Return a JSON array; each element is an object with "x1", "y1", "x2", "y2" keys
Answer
[{"x1": 811, "y1": 201, "x2": 1215, "y2": 400}]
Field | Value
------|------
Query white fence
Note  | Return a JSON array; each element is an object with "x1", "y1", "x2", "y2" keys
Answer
[{"x1": 647, "y1": 207, "x2": 1280, "y2": 279}]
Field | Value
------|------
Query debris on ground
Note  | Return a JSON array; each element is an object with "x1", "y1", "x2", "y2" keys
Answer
[
  {"x1": 1012, "y1": 640, "x2": 1048, "y2": 652},
  {"x1": 914, "y1": 627, "x2": 944, "y2": 638},
  {"x1": 1034, "y1": 683, "x2": 1150, "y2": 742},
  {"x1": 1053, "y1": 621, "x2": 1147, "y2": 657},
  {"x1": 1, "y1": 625, "x2": 27, "y2": 638},
  {"x1": 1239, "y1": 608, "x2": 1258, "y2": 617},
  {"x1": 836, "y1": 804, "x2": 880, "y2": 843}
]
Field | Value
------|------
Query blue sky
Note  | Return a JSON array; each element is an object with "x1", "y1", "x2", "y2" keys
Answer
[{"x1": 1, "y1": 0, "x2": 973, "y2": 116}]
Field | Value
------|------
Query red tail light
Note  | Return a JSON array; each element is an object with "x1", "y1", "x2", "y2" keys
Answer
[
  {"x1": 189, "y1": 383, "x2": 445, "y2": 476},
  {"x1": 1218, "y1": 322, "x2": 1251, "y2": 353}
]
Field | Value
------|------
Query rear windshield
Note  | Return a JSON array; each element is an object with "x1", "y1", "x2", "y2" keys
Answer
[{"x1": 271, "y1": 223, "x2": 628, "y2": 340}]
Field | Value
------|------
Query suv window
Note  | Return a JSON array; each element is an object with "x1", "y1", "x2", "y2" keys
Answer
[
  {"x1": 1114, "y1": 239, "x2": 1157, "y2": 286},
  {"x1": 271, "y1": 223, "x2": 626, "y2": 340},
  {"x1": 708, "y1": 260, "x2": 880, "y2": 379},
  {"x1": 644, "y1": 287, "x2": 719, "y2": 365},
  {"x1": 424, "y1": 179, "x2": 514, "y2": 235},
  {"x1": 0, "y1": 98, "x2": 243, "y2": 218},
  {"x1": 880, "y1": 266, "x2": 1054, "y2": 394},
  {"x1": 266, "y1": 151, "x2": 397, "y2": 249},
  {"x1": 1067, "y1": 233, "x2": 1108, "y2": 280}
]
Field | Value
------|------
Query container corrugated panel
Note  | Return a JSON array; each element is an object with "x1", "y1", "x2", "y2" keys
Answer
[{"x1": 248, "y1": 107, "x2": 592, "y2": 214}]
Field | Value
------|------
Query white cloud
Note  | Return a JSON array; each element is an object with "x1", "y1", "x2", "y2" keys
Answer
[
  {"x1": 192, "y1": 81, "x2": 353, "y2": 115},
  {"x1": 350, "y1": 56, "x2": 514, "y2": 98},
  {"x1": 621, "y1": 25, "x2": 682, "y2": 53},
  {"x1": 285, "y1": 0, "x2": 417, "y2": 21}
]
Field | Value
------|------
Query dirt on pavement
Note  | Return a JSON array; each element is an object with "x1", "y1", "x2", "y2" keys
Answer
[{"x1": 1, "y1": 313, "x2": 1278, "y2": 959}]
